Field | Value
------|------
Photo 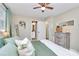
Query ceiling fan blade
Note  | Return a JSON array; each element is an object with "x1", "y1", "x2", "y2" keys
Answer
[
  {"x1": 45, "y1": 3, "x2": 50, "y2": 5},
  {"x1": 46, "y1": 7, "x2": 53, "y2": 10},
  {"x1": 38, "y1": 3, "x2": 50, "y2": 7},
  {"x1": 38, "y1": 3, "x2": 44, "y2": 6},
  {"x1": 33, "y1": 7, "x2": 41, "y2": 9}
]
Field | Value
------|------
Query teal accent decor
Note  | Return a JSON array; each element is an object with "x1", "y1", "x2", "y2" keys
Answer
[
  {"x1": 31, "y1": 41, "x2": 57, "y2": 56},
  {"x1": 0, "y1": 37, "x2": 5, "y2": 48}
]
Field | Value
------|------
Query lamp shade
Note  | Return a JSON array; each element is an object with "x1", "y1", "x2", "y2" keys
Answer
[{"x1": 2, "y1": 31, "x2": 9, "y2": 38}]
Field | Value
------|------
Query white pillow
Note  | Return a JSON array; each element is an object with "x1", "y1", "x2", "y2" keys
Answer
[
  {"x1": 15, "y1": 37, "x2": 35, "y2": 56},
  {"x1": 21, "y1": 38, "x2": 28, "y2": 44},
  {"x1": 15, "y1": 39, "x2": 23, "y2": 46}
]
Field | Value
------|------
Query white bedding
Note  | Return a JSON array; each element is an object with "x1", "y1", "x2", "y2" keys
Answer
[
  {"x1": 15, "y1": 38, "x2": 35, "y2": 56},
  {"x1": 40, "y1": 40, "x2": 79, "y2": 56}
]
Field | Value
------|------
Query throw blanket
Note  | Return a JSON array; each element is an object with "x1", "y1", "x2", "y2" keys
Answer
[{"x1": 31, "y1": 41, "x2": 57, "y2": 56}]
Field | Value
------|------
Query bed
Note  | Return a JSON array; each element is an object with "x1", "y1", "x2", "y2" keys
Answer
[{"x1": 31, "y1": 40, "x2": 79, "y2": 56}]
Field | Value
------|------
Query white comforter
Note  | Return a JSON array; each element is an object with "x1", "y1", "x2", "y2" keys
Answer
[{"x1": 40, "y1": 40, "x2": 79, "y2": 56}]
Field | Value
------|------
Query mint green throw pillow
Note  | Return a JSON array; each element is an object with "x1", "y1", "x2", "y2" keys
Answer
[
  {"x1": 4, "y1": 38, "x2": 15, "y2": 44},
  {"x1": 0, "y1": 42, "x2": 18, "y2": 56},
  {"x1": 8, "y1": 38, "x2": 15, "y2": 44}
]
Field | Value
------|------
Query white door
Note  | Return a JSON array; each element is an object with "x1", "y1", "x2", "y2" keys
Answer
[{"x1": 37, "y1": 21, "x2": 46, "y2": 40}]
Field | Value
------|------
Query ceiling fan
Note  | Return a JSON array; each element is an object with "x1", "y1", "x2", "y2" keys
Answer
[{"x1": 33, "y1": 3, "x2": 54, "y2": 12}]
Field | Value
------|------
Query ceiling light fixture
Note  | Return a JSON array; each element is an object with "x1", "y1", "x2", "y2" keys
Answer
[
  {"x1": 41, "y1": 7, "x2": 45, "y2": 10},
  {"x1": 33, "y1": 3, "x2": 53, "y2": 12}
]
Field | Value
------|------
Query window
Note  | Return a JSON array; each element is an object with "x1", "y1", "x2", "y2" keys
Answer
[{"x1": 0, "y1": 4, "x2": 6, "y2": 32}]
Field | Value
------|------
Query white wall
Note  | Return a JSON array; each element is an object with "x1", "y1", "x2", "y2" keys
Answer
[
  {"x1": 12, "y1": 16, "x2": 46, "y2": 40},
  {"x1": 37, "y1": 21, "x2": 46, "y2": 40},
  {"x1": 55, "y1": 7, "x2": 79, "y2": 52},
  {"x1": 12, "y1": 16, "x2": 32, "y2": 40},
  {"x1": 46, "y1": 17, "x2": 56, "y2": 41}
]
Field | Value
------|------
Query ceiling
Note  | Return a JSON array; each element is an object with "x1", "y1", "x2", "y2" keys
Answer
[{"x1": 6, "y1": 3, "x2": 79, "y2": 18}]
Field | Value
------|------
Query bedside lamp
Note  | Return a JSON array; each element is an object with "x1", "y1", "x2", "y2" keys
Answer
[{"x1": 2, "y1": 31, "x2": 9, "y2": 38}]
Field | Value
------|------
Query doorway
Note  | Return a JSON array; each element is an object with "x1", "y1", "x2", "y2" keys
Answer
[
  {"x1": 31, "y1": 21, "x2": 37, "y2": 40},
  {"x1": 31, "y1": 21, "x2": 46, "y2": 40}
]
